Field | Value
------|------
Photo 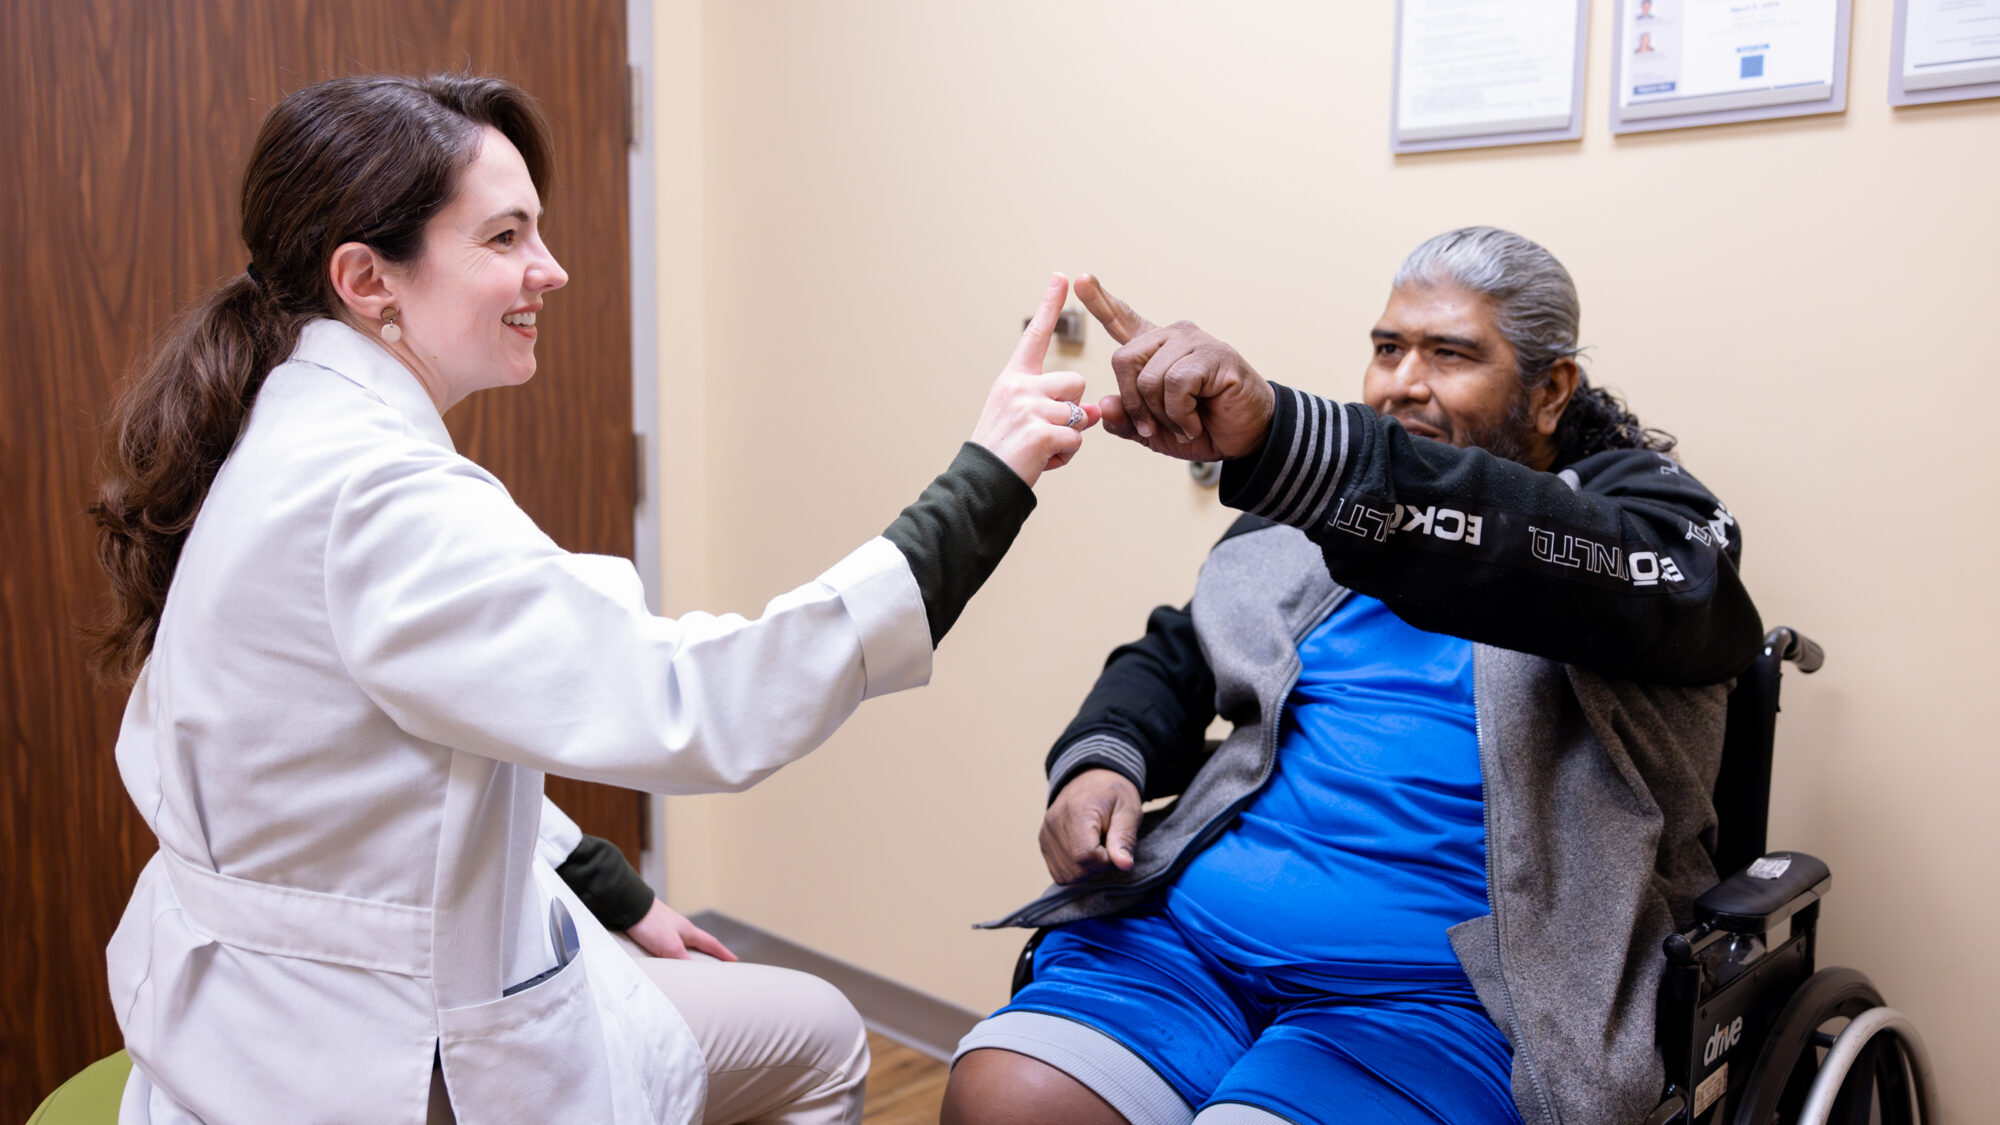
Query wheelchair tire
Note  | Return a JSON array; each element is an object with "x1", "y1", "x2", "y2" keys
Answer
[{"x1": 1730, "y1": 967, "x2": 1887, "y2": 1125}]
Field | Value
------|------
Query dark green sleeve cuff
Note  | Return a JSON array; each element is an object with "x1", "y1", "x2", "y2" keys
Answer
[
  {"x1": 881, "y1": 441, "x2": 1038, "y2": 645},
  {"x1": 555, "y1": 834, "x2": 656, "y2": 931}
]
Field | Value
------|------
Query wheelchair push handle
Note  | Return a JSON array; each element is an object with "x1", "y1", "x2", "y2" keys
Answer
[{"x1": 1766, "y1": 627, "x2": 1824, "y2": 674}]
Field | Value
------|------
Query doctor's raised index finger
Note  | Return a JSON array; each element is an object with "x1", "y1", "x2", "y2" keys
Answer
[{"x1": 1009, "y1": 272, "x2": 1070, "y2": 372}]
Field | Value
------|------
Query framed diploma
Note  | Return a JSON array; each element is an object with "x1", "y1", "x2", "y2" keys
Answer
[
  {"x1": 1391, "y1": 0, "x2": 1590, "y2": 153},
  {"x1": 1609, "y1": 0, "x2": 1853, "y2": 134},
  {"x1": 1891, "y1": 0, "x2": 2000, "y2": 105}
]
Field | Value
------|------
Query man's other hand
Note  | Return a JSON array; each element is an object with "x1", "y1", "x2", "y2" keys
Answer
[
  {"x1": 1074, "y1": 274, "x2": 1277, "y2": 462},
  {"x1": 1041, "y1": 768, "x2": 1144, "y2": 884}
]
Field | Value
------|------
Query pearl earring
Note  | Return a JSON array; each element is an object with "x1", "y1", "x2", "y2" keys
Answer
[{"x1": 380, "y1": 307, "x2": 402, "y2": 344}]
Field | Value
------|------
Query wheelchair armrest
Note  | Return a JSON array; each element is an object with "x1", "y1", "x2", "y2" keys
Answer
[{"x1": 1694, "y1": 851, "x2": 1831, "y2": 934}]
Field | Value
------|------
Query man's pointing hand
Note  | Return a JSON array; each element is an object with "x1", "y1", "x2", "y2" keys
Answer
[{"x1": 1074, "y1": 273, "x2": 1278, "y2": 463}]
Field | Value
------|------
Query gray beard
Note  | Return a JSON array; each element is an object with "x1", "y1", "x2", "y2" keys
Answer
[{"x1": 1458, "y1": 391, "x2": 1539, "y2": 466}]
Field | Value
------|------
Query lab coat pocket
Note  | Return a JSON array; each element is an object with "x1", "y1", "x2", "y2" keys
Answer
[{"x1": 436, "y1": 953, "x2": 616, "y2": 1124}]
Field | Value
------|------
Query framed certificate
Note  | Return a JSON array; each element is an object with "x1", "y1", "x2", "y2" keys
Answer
[
  {"x1": 1391, "y1": 0, "x2": 1589, "y2": 153},
  {"x1": 1891, "y1": 0, "x2": 2000, "y2": 105},
  {"x1": 1609, "y1": 0, "x2": 1853, "y2": 134}
]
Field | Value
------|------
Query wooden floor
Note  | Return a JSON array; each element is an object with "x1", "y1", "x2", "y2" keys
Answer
[{"x1": 861, "y1": 1033, "x2": 950, "y2": 1124}]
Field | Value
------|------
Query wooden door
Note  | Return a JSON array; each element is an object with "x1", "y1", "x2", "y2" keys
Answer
[{"x1": 0, "y1": 2, "x2": 642, "y2": 1113}]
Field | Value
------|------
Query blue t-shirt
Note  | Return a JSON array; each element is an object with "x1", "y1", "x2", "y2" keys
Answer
[{"x1": 1166, "y1": 594, "x2": 1489, "y2": 986}]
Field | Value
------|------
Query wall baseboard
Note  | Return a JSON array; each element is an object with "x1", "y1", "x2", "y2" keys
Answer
[{"x1": 687, "y1": 911, "x2": 981, "y2": 1063}]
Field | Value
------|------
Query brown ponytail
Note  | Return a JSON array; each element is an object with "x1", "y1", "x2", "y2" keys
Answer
[{"x1": 88, "y1": 74, "x2": 554, "y2": 682}]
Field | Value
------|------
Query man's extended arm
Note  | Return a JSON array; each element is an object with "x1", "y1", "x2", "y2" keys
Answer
[
  {"x1": 1071, "y1": 273, "x2": 1760, "y2": 684},
  {"x1": 1222, "y1": 384, "x2": 1763, "y2": 684}
]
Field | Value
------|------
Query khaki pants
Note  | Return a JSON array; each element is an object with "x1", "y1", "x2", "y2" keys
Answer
[{"x1": 429, "y1": 937, "x2": 869, "y2": 1124}]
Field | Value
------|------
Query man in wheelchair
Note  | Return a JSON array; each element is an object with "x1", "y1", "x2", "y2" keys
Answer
[{"x1": 941, "y1": 228, "x2": 1768, "y2": 1125}]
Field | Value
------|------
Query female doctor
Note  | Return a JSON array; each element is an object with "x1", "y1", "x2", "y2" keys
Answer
[{"x1": 89, "y1": 74, "x2": 1098, "y2": 1124}]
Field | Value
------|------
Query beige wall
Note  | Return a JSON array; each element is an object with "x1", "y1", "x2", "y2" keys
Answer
[{"x1": 655, "y1": 1, "x2": 1998, "y2": 1114}]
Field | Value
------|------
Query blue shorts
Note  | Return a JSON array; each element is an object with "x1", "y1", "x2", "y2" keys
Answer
[{"x1": 967, "y1": 903, "x2": 1521, "y2": 1125}]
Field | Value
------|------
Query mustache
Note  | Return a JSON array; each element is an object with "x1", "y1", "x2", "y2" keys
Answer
[{"x1": 1387, "y1": 410, "x2": 1452, "y2": 439}]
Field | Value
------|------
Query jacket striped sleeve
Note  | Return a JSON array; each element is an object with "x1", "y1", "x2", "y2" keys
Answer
[
  {"x1": 1216, "y1": 383, "x2": 1763, "y2": 685},
  {"x1": 1218, "y1": 384, "x2": 1354, "y2": 530}
]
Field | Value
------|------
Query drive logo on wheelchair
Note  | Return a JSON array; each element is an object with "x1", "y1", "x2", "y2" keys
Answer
[{"x1": 1704, "y1": 1014, "x2": 1745, "y2": 1066}]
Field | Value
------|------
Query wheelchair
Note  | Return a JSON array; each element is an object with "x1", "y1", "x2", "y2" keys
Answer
[{"x1": 1010, "y1": 627, "x2": 1939, "y2": 1125}]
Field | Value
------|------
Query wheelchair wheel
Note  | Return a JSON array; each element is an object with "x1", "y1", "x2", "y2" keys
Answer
[{"x1": 1731, "y1": 967, "x2": 1921, "y2": 1125}]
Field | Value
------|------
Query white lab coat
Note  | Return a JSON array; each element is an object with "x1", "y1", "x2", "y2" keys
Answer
[{"x1": 105, "y1": 319, "x2": 932, "y2": 1124}]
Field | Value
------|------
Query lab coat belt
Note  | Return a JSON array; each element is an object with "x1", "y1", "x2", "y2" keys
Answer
[{"x1": 157, "y1": 848, "x2": 434, "y2": 976}]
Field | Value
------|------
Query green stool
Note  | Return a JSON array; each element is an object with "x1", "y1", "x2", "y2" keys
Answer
[{"x1": 27, "y1": 1051, "x2": 130, "y2": 1124}]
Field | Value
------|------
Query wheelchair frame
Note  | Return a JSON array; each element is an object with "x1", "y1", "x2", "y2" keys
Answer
[{"x1": 1648, "y1": 628, "x2": 1937, "y2": 1125}]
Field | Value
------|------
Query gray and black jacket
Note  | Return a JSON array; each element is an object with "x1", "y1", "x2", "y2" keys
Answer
[{"x1": 987, "y1": 384, "x2": 1764, "y2": 1125}]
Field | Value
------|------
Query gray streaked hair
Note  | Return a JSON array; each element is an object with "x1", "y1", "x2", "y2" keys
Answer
[
  {"x1": 1392, "y1": 226, "x2": 1582, "y2": 383},
  {"x1": 1391, "y1": 226, "x2": 1676, "y2": 465}
]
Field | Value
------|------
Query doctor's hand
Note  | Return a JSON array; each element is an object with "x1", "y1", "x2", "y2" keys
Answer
[
  {"x1": 1074, "y1": 274, "x2": 1276, "y2": 463},
  {"x1": 1041, "y1": 768, "x2": 1143, "y2": 884},
  {"x1": 970, "y1": 272, "x2": 1101, "y2": 488},
  {"x1": 626, "y1": 899, "x2": 738, "y2": 961}
]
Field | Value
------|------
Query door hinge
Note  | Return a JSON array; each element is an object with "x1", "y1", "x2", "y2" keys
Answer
[
  {"x1": 626, "y1": 64, "x2": 643, "y2": 148},
  {"x1": 632, "y1": 431, "x2": 647, "y2": 506}
]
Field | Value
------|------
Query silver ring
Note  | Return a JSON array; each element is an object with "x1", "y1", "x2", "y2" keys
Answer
[{"x1": 1065, "y1": 401, "x2": 1086, "y2": 429}]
